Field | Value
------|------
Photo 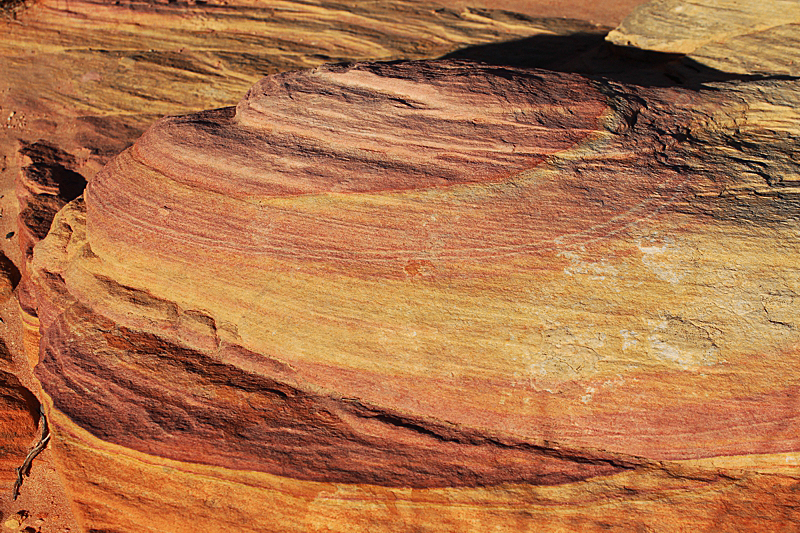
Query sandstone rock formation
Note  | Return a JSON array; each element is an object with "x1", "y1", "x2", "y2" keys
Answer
[
  {"x1": 0, "y1": 250, "x2": 39, "y2": 490},
  {"x1": 2, "y1": 1, "x2": 661, "y2": 526},
  {"x1": 606, "y1": 0, "x2": 800, "y2": 87},
  {"x1": 24, "y1": 49, "x2": 800, "y2": 531},
  {"x1": 0, "y1": 252, "x2": 20, "y2": 304},
  {"x1": 5, "y1": 0, "x2": 800, "y2": 531},
  {"x1": 607, "y1": 0, "x2": 800, "y2": 56},
  {"x1": 3, "y1": 0, "x2": 603, "y2": 297},
  {"x1": 0, "y1": 0, "x2": 608, "y2": 189},
  {"x1": 0, "y1": 337, "x2": 39, "y2": 485},
  {"x1": 1, "y1": 0, "x2": 610, "y2": 301}
]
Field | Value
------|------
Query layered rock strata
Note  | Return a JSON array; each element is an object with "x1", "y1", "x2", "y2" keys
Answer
[
  {"x1": 2, "y1": 0, "x2": 607, "y2": 280},
  {"x1": 1, "y1": 0, "x2": 650, "y2": 525},
  {"x1": 0, "y1": 250, "x2": 40, "y2": 488},
  {"x1": 607, "y1": 0, "x2": 800, "y2": 55},
  {"x1": 0, "y1": 336, "x2": 40, "y2": 485},
  {"x1": 27, "y1": 57, "x2": 800, "y2": 531},
  {"x1": 0, "y1": 0, "x2": 608, "y2": 185}
]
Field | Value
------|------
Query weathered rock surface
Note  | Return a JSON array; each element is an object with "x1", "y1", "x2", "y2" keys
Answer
[
  {"x1": 0, "y1": 251, "x2": 20, "y2": 304},
  {"x1": 0, "y1": 0, "x2": 610, "y2": 286},
  {"x1": 0, "y1": 336, "x2": 39, "y2": 485},
  {"x1": 449, "y1": 0, "x2": 648, "y2": 26},
  {"x1": 607, "y1": 0, "x2": 800, "y2": 79},
  {"x1": 0, "y1": 250, "x2": 38, "y2": 490},
  {"x1": 25, "y1": 48, "x2": 800, "y2": 531},
  {"x1": 0, "y1": 1, "x2": 616, "y2": 523},
  {"x1": 0, "y1": 0, "x2": 608, "y2": 184},
  {"x1": 607, "y1": 0, "x2": 800, "y2": 54},
  {"x1": 16, "y1": 142, "x2": 87, "y2": 261},
  {"x1": 5, "y1": 0, "x2": 800, "y2": 530}
]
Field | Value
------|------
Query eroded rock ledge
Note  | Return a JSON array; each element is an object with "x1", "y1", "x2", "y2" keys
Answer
[{"x1": 27, "y1": 57, "x2": 800, "y2": 531}]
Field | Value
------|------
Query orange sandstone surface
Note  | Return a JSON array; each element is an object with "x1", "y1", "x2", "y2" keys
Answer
[
  {"x1": 0, "y1": 1, "x2": 627, "y2": 528},
  {"x1": 28, "y1": 56, "x2": 800, "y2": 530},
  {"x1": 3, "y1": 0, "x2": 800, "y2": 531}
]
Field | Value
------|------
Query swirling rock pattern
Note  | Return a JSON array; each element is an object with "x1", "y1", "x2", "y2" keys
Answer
[
  {"x1": 1, "y1": 0, "x2": 606, "y2": 296},
  {"x1": 37, "y1": 62, "x2": 637, "y2": 487},
  {"x1": 26, "y1": 55, "x2": 800, "y2": 531}
]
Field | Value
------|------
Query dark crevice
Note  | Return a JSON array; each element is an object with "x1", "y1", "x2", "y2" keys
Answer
[
  {"x1": 347, "y1": 398, "x2": 641, "y2": 471},
  {"x1": 17, "y1": 141, "x2": 88, "y2": 258}
]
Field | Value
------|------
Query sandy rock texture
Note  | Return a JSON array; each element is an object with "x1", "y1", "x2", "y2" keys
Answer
[
  {"x1": 5, "y1": 0, "x2": 800, "y2": 531},
  {"x1": 0, "y1": 249, "x2": 39, "y2": 491},
  {"x1": 29, "y1": 50, "x2": 800, "y2": 533},
  {"x1": 0, "y1": 340, "x2": 38, "y2": 485},
  {"x1": 607, "y1": 0, "x2": 800, "y2": 61},
  {"x1": 441, "y1": 0, "x2": 649, "y2": 27},
  {"x1": 1, "y1": 0, "x2": 610, "y2": 277},
  {"x1": 0, "y1": 0, "x2": 608, "y2": 187},
  {"x1": 0, "y1": 0, "x2": 628, "y2": 526}
]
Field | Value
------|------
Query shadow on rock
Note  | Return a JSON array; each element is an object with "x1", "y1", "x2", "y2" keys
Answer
[
  {"x1": 17, "y1": 141, "x2": 88, "y2": 258},
  {"x1": 442, "y1": 33, "x2": 794, "y2": 88}
]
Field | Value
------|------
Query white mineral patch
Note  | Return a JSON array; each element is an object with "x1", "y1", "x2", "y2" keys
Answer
[{"x1": 637, "y1": 236, "x2": 686, "y2": 284}]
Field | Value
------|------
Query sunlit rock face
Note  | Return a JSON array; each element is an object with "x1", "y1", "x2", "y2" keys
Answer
[{"x1": 28, "y1": 57, "x2": 800, "y2": 532}]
